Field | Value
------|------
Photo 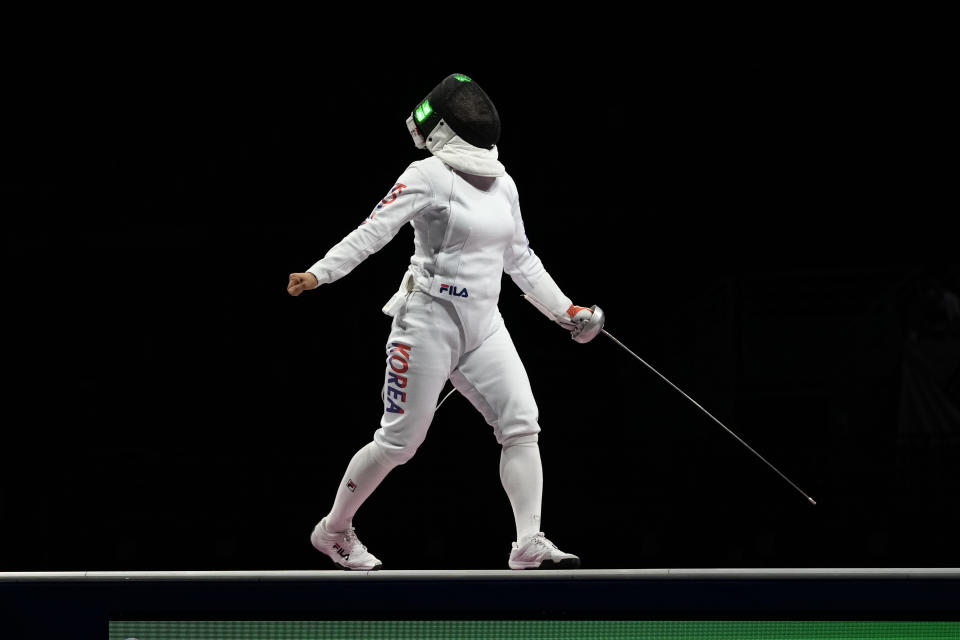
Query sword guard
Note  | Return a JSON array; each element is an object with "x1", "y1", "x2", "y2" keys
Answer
[{"x1": 571, "y1": 305, "x2": 605, "y2": 343}]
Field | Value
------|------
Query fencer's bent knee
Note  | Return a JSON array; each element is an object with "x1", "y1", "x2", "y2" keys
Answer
[
  {"x1": 500, "y1": 432, "x2": 539, "y2": 449},
  {"x1": 372, "y1": 428, "x2": 423, "y2": 466},
  {"x1": 495, "y1": 404, "x2": 541, "y2": 446}
]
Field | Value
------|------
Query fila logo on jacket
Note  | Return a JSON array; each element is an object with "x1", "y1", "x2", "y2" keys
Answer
[{"x1": 439, "y1": 283, "x2": 469, "y2": 298}]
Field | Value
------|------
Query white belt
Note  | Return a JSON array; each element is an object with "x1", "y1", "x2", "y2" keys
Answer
[{"x1": 381, "y1": 269, "x2": 418, "y2": 317}]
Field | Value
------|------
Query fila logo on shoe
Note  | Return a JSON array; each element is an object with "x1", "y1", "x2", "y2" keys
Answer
[
  {"x1": 333, "y1": 543, "x2": 350, "y2": 560},
  {"x1": 385, "y1": 342, "x2": 412, "y2": 414},
  {"x1": 439, "y1": 283, "x2": 469, "y2": 298}
]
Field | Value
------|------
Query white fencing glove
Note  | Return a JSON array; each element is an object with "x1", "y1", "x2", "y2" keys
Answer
[
  {"x1": 524, "y1": 288, "x2": 605, "y2": 344},
  {"x1": 563, "y1": 304, "x2": 606, "y2": 344}
]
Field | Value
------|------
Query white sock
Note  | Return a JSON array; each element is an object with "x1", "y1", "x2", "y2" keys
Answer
[
  {"x1": 499, "y1": 442, "x2": 543, "y2": 544},
  {"x1": 324, "y1": 441, "x2": 395, "y2": 533}
]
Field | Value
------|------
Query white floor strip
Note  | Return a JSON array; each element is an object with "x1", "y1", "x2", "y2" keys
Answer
[{"x1": 1, "y1": 568, "x2": 958, "y2": 581}]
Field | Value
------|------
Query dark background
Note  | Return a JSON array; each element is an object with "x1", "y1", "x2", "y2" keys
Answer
[{"x1": 3, "y1": 34, "x2": 957, "y2": 572}]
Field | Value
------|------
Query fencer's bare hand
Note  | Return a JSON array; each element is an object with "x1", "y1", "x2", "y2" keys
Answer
[{"x1": 287, "y1": 272, "x2": 318, "y2": 296}]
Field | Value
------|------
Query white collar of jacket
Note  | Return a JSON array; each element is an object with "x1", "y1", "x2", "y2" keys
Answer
[{"x1": 424, "y1": 121, "x2": 505, "y2": 177}]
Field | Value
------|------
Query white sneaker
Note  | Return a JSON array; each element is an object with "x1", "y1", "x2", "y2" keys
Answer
[
  {"x1": 508, "y1": 532, "x2": 580, "y2": 570},
  {"x1": 310, "y1": 518, "x2": 383, "y2": 571}
]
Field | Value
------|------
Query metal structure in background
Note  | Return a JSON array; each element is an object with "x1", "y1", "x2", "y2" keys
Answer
[{"x1": 601, "y1": 329, "x2": 817, "y2": 506}]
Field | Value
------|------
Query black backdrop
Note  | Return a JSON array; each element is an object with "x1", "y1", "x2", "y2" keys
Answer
[{"x1": 3, "y1": 36, "x2": 958, "y2": 572}]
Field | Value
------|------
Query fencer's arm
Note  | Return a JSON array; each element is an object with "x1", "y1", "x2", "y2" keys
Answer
[
  {"x1": 501, "y1": 189, "x2": 585, "y2": 322},
  {"x1": 516, "y1": 269, "x2": 606, "y2": 344},
  {"x1": 304, "y1": 165, "x2": 432, "y2": 288},
  {"x1": 501, "y1": 187, "x2": 572, "y2": 319},
  {"x1": 502, "y1": 184, "x2": 603, "y2": 342},
  {"x1": 524, "y1": 291, "x2": 605, "y2": 344}
]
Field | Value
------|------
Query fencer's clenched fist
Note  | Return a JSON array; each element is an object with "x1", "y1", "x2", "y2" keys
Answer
[{"x1": 287, "y1": 272, "x2": 318, "y2": 296}]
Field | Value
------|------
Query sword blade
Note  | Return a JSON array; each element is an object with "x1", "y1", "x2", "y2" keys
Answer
[{"x1": 601, "y1": 329, "x2": 816, "y2": 506}]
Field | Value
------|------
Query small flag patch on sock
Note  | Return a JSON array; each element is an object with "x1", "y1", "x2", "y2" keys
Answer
[{"x1": 346, "y1": 479, "x2": 357, "y2": 492}]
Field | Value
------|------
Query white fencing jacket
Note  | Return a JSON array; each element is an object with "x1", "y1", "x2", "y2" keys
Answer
[{"x1": 307, "y1": 156, "x2": 573, "y2": 343}]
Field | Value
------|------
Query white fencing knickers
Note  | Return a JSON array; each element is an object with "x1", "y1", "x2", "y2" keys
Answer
[{"x1": 372, "y1": 291, "x2": 541, "y2": 467}]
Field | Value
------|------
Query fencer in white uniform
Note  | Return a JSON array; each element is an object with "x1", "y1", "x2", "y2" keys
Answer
[{"x1": 286, "y1": 73, "x2": 604, "y2": 570}]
